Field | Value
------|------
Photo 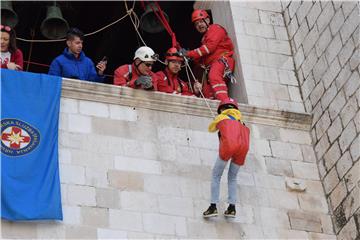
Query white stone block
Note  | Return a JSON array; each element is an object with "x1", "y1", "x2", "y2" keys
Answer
[
  {"x1": 142, "y1": 213, "x2": 187, "y2": 236},
  {"x1": 293, "y1": 20, "x2": 309, "y2": 49},
  {"x1": 157, "y1": 126, "x2": 188, "y2": 145},
  {"x1": 298, "y1": 194, "x2": 329, "y2": 213},
  {"x1": 301, "y1": 48, "x2": 317, "y2": 78},
  {"x1": 68, "y1": 114, "x2": 92, "y2": 133},
  {"x1": 60, "y1": 164, "x2": 85, "y2": 185},
  {"x1": 301, "y1": 74, "x2": 316, "y2": 99},
  {"x1": 79, "y1": 100, "x2": 109, "y2": 118},
  {"x1": 288, "y1": 0, "x2": 301, "y2": 19},
  {"x1": 85, "y1": 167, "x2": 109, "y2": 188},
  {"x1": 325, "y1": 34, "x2": 343, "y2": 64},
  {"x1": 244, "y1": 22, "x2": 275, "y2": 38},
  {"x1": 242, "y1": 64, "x2": 279, "y2": 83},
  {"x1": 97, "y1": 228, "x2": 127, "y2": 239},
  {"x1": 336, "y1": 151, "x2": 353, "y2": 179},
  {"x1": 327, "y1": 117, "x2": 343, "y2": 143},
  {"x1": 315, "y1": 111, "x2": 331, "y2": 139},
  {"x1": 270, "y1": 141, "x2": 303, "y2": 161},
  {"x1": 312, "y1": 55, "x2": 328, "y2": 84},
  {"x1": 329, "y1": 180, "x2": 347, "y2": 209},
  {"x1": 231, "y1": 6, "x2": 260, "y2": 23},
  {"x1": 187, "y1": 130, "x2": 218, "y2": 149},
  {"x1": 244, "y1": 80, "x2": 265, "y2": 97},
  {"x1": 349, "y1": 48, "x2": 359, "y2": 70},
  {"x1": 36, "y1": 223, "x2": 65, "y2": 239},
  {"x1": 120, "y1": 191, "x2": 158, "y2": 213},
  {"x1": 278, "y1": 99, "x2": 305, "y2": 113},
  {"x1": 109, "y1": 209, "x2": 143, "y2": 231},
  {"x1": 340, "y1": 7, "x2": 359, "y2": 43},
  {"x1": 62, "y1": 205, "x2": 81, "y2": 225},
  {"x1": 279, "y1": 128, "x2": 311, "y2": 144},
  {"x1": 144, "y1": 175, "x2": 181, "y2": 196},
  {"x1": 310, "y1": 82, "x2": 325, "y2": 107},
  {"x1": 60, "y1": 98, "x2": 78, "y2": 114},
  {"x1": 335, "y1": 64, "x2": 352, "y2": 90},
  {"x1": 67, "y1": 185, "x2": 96, "y2": 206},
  {"x1": 109, "y1": 104, "x2": 137, "y2": 121},
  {"x1": 301, "y1": 145, "x2": 317, "y2": 163},
  {"x1": 344, "y1": 72, "x2": 360, "y2": 99},
  {"x1": 259, "y1": 207, "x2": 290, "y2": 228},
  {"x1": 329, "y1": 90, "x2": 346, "y2": 120},
  {"x1": 158, "y1": 196, "x2": 194, "y2": 217},
  {"x1": 350, "y1": 135, "x2": 359, "y2": 162},
  {"x1": 264, "y1": 227, "x2": 308, "y2": 239},
  {"x1": 306, "y1": 1, "x2": 321, "y2": 29},
  {"x1": 339, "y1": 39, "x2": 355, "y2": 67},
  {"x1": 274, "y1": 26, "x2": 289, "y2": 40},
  {"x1": 323, "y1": 167, "x2": 340, "y2": 194},
  {"x1": 324, "y1": 141, "x2": 341, "y2": 170},
  {"x1": 259, "y1": 10, "x2": 284, "y2": 26},
  {"x1": 249, "y1": 1, "x2": 283, "y2": 12},
  {"x1": 268, "y1": 189, "x2": 299, "y2": 209},
  {"x1": 296, "y1": 2, "x2": 313, "y2": 25},
  {"x1": 267, "y1": 39, "x2": 291, "y2": 54},
  {"x1": 288, "y1": 86, "x2": 303, "y2": 102},
  {"x1": 114, "y1": 156, "x2": 161, "y2": 174},
  {"x1": 264, "y1": 83, "x2": 290, "y2": 100},
  {"x1": 322, "y1": 58, "x2": 341, "y2": 89},
  {"x1": 339, "y1": 121, "x2": 357, "y2": 153},
  {"x1": 340, "y1": 97, "x2": 357, "y2": 127},
  {"x1": 59, "y1": 148, "x2": 71, "y2": 164},
  {"x1": 254, "y1": 173, "x2": 286, "y2": 190},
  {"x1": 330, "y1": 8, "x2": 345, "y2": 35},
  {"x1": 287, "y1": 15, "x2": 298, "y2": 39},
  {"x1": 291, "y1": 161, "x2": 320, "y2": 180},
  {"x1": 175, "y1": 145, "x2": 201, "y2": 165},
  {"x1": 342, "y1": 1, "x2": 358, "y2": 18},
  {"x1": 278, "y1": 70, "x2": 298, "y2": 86},
  {"x1": 321, "y1": 82, "x2": 338, "y2": 110},
  {"x1": 316, "y1": 2, "x2": 335, "y2": 34}
]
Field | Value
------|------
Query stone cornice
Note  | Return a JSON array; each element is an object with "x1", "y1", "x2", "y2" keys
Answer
[{"x1": 62, "y1": 78, "x2": 312, "y2": 130}]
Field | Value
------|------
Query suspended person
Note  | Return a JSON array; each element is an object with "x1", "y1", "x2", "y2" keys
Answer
[
  {"x1": 114, "y1": 46, "x2": 158, "y2": 91},
  {"x1": 155, "y1": 47, "x2": 202, "y2": 96},
  {"x1": 48, "y1": 28, "x2": 106, "y2": 82},
  {"x1": 203, "y1": 98, "x2": 250, "y2": 218},
  {"x1": 1, "y1": 24, "x2": 23, "y2": 70},
  {"x1": 180, "y1": 9, "x2": 235, "y2": 101}
]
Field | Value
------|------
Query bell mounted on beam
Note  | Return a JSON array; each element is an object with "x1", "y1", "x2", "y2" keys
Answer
[
  {"x1": 40, "y1": 2, "x2": 69, "y2": 39},
  {"x1": 140, "y1": 2, "x2": 169, "y2": 34},
  {"x1": 1, "y1": 1, "x2": 18, "y2": 28}
]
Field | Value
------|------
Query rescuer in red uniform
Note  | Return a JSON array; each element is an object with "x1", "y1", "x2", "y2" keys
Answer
[
  {"x1": 180, "y1": 9, "x2": 235, "y2": 101},
  {"x1": 113, "y1": 46, "x2": 158, "y2": 90},
  {"x1": 155, "y1": 48, "x2": 201, "y2": 96},
  {"x1": 203, "y1": 98, "x2": 250, "y2": 218}
]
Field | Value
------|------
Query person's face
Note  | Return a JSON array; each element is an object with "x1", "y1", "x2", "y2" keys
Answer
[
  {"x1": 167, "y1": 60, "x2": 182, "y2": 74},
  {"x1": 136, "y1": 60, "x2": 154, "y2": 75},
  {"x1": 67, "y1": 36, "x2": 83, "y2": 55},
  {"x1": 1, "y1": 32, "x2": 10, "y2": 52},
  {"x1": 194, "y1": 18, "x2": 209, "y2": 34}
]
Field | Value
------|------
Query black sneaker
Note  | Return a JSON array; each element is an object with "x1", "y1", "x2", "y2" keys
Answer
[
  {"x1": 203, "y1": 204, "x2": 218, "y2": 218},
  {"x1": 224, "y1": 204, "x2": 236, "y2": 218}
]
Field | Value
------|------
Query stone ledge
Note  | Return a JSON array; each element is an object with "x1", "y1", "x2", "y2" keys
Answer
[{"x1": 62, "y1": 78, "x2": 312, "y2": 130}]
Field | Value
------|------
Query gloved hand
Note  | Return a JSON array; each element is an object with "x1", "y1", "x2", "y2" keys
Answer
[
  {"x1": 178, "y1": 48, "x2": 188, "y2": 57},
  {"x1": 135, "y1": 75, "x2": 153, "y2": 89}
]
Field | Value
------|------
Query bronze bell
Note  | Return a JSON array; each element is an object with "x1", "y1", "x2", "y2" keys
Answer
[
  {"x1": 1, "y1": 1, "x2": 18, "y2": 28},
  {"x1": 40, "y1": 3, "x2": 69, "y2": 39},
  {"x1": 140, "y1": 3, "x2": 169, "y2": 34}
]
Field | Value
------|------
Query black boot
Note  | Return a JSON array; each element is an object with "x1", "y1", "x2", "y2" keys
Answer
[
  {"x1": 224, "y1": 204, "x2": 236, "y2": 218},
  {"x1": 203, "y1": 203, "x2": 218, "y2": 218}
]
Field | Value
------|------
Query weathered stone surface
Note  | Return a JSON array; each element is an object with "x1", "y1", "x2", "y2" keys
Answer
[{"x1": 288, "y1": 210, "x2": 322, "y2": 232}]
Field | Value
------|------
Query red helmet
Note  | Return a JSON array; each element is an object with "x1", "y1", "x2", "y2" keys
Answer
[
  {"x1": 165, "y1": 47, "x2": 183, "y2": 62},
  {"x1": 191, "y1": 9, "x2": 209, "y2": 23},
  {"x1": 217, "y1": 98, "x2": 239, "y2": 114}
]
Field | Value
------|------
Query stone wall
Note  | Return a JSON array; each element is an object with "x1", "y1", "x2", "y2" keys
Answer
[
  {"x1": 1, "y1": 79, "x2": 335, "y2": 239},
  {"x1": 282, "y1": 1, "x2": 359, "y2": 239}
]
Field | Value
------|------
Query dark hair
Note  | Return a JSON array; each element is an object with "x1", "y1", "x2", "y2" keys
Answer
[
  {"x1": 1, "y1": 28, "x2": 17, "y2": 54},
  {"x1": 66, "y1": 27, "x2": 84, "y2": 41}
]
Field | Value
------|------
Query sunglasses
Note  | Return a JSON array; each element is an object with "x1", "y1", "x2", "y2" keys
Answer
[
  {"x1": 143, "y1": 62, "x2": 154, "y2": 67},
  {"x1": 0, "y1": 25, "x2": 11, "y2": 32}
]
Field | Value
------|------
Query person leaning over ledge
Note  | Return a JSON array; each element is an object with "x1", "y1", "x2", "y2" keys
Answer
[
  {"x1": 113, "y1": 46, "x2": 158, "y2": 91},
  {"x1": 48, "y1": 28, "x2": 106, "y2": 82}
]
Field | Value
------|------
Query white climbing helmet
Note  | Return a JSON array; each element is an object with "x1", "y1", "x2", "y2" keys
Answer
[{"x1": 133, "y1": 46, "x2": 157, "y2": 61}]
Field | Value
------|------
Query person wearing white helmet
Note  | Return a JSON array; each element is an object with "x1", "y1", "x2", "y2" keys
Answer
[{"x1": 113, "y1": 46, "x2": 158, "y2": 90}]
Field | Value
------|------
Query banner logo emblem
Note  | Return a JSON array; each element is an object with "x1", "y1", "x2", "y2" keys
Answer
[{"x1": 1, "y1": 119, "x2": 40, "y2": 157}]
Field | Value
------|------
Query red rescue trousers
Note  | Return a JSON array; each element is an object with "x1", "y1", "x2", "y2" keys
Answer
[{"x1": 208, "y1": 56, "x2": 235, "y2": 101}]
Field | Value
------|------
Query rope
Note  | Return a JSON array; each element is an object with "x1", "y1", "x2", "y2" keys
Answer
[
  {"x1": 16, "y1": 7, "x2": 132, "y2": 43},
  {"x1": 183, "y1": 57, "x2": 216, "y2": 118}
]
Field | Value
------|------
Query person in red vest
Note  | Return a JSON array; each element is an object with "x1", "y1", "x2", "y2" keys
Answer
[
  {"x1": 114, "y1": 46, "x2": 158, "y2": 90},
  {"x1": 155, "y1": 47, "x2": 201, "y2": 96},
  {"x1": 180, "y1": 9, "x2": 235, "y2": 101},
  {"x1": 203, "y1": 98, "x2": 250, "y2": 218}
]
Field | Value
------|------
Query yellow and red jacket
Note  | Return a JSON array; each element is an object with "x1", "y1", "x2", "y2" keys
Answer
[
  {"x1": 187, "y1": 24, "x2": 234, "y2": 65},
  {"x1": 209, "y1": 108, "x2": 250, "y2": 166}
]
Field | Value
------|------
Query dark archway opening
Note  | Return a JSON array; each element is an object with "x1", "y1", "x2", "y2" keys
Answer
[{"x1": 12, "y1": 1, "x2": 201, "y2": 84}]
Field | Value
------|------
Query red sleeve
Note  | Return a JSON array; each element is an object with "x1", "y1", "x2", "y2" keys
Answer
[
  {"x1": 13, "y1": 49, "x2": 24, "y2": 70},
  {"x1": 113, "y1": 65, "x2": 128, "y2": 86},
  {"x1": 187, "y1": 25, "x2": 226, "y2": 60},
  {"x1": 149, "y1": 72, "x2": 158, "y2": 91},
  {"x1": 154, "y1": 71, "x2": 168, "y2": 93}
]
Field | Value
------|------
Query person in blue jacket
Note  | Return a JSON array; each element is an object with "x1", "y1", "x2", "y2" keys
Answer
[{"x1": 48, "y1": 28, "x2": 106, "y2": 82}]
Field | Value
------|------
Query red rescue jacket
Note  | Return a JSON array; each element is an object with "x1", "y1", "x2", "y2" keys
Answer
[
  {"x1": 187, "y1": 24, "x2": 234, "y2": 65},
  {"x1": 113, "y1": 63, "x2": 158, "y2": 90},
  {"x1": 155, "y1": 68, "x2": 193, "y2": 96},
  {"x1": 217, "y1": 119, "x2": 250, "y2": 166}
]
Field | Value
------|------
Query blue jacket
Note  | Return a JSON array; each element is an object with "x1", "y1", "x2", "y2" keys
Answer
[{"x1": 48, "y1": 48, "x2": 104, "y2": 82}]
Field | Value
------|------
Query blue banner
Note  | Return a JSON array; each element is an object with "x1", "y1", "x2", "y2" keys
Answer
[{"x1": 1, "y1": 69, "x2": 63, "y2": 220}]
